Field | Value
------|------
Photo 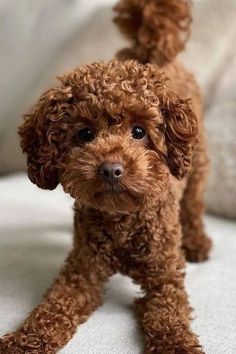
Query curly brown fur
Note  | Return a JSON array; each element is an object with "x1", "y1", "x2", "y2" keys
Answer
[
  {"x1": 114, "y1": 0, "x2": 192, "y2": 65},
  {"x1": 0, "y1": 1, "x2": 211, "y2": 353}
]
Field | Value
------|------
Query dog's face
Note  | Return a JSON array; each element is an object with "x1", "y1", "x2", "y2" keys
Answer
[{"x1": 19, "y1": 61, "x2": 197, "y2": 213}]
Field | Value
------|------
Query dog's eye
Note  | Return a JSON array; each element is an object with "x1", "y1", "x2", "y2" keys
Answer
[
  {"x1": 77, "y1": 127, "x2": 95, "y2": 143},
  {"x1": 132, "y1": 125, "x2": 146, "y2": 140}
]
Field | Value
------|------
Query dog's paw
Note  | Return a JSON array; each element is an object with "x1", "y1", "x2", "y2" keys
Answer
[
  {"x1": 145, "y1": 327, "x2": 205, "y2": 354},
  {"x1": 0, "y1": 333, "x2": 23, "y2": 354},
  {"x1": 184, "y1": 234, "x2": 212, "y2": 263},
  {"x1": 145, "y1": 343, "x2": 205, "y2": 354},
  {"x1": 172, "y1": 348, "x2": 205, "y2": 354},
  {"x1": 0, "y1": 332, "x2": 48, "y2": 354}
]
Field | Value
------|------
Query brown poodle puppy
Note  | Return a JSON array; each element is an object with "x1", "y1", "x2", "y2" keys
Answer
[{"x1": 0, "y1": 0, "x2": 212, "y2": 353}]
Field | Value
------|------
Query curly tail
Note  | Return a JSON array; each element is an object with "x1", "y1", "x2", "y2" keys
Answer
[{"x1": 114, "y1": 0, "x2": 192, "y2": 66}]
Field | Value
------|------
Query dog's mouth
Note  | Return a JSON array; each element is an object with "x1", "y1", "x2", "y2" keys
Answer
[
  {"x1": 96, "y1": 183, "x2": 124, "y2": 196},
  {"x1": 92, "y1": 194, "x2": 138, "y2": 214},
  {"x1": 89, "y1": 180, "x2": 144, "y2": 214},
  {"x1": 93, "y1": 186, "x2": 126, "y2": 202}
]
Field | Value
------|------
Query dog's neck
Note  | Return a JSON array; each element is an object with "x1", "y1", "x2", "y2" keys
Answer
[
  {"x1": 74, "y1": 188, "x2": 175, "y2": 230},
  {"x1": 72, "y1": 189, "x2": 178, "y2": 259}
]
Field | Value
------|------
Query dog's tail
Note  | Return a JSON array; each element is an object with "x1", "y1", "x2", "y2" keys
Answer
[{"x1": 113, "y1": 0, "x2": 192, "y2": 66}]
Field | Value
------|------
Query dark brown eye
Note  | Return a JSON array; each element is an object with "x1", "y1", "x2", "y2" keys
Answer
[
  {"x1": 77, "y1": 127, "x2": 95, "y2": 143},
  {"x1": 132, "y1": 125, "x2": 146, "y2": 139}
]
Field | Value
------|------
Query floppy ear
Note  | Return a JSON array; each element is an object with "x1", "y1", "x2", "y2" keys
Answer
[
  {"x1": 160, "y1": 92, "x2": 198, "y2": 179},
  {"x1": 18, "y1": 86, "x2": 73, "y2": 190}
]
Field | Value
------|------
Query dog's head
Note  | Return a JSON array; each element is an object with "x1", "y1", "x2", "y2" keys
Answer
[{"x1": 19, "y1": 61, "x2": 197, "y2": 213}]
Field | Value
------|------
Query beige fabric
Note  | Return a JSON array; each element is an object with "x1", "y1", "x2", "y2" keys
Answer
[
  {"x1": 0, "y1": 0, "x2": 235, "y2": 218},
  {"x1": 0, "y1": 1, "x2": 124, "y2": 173},
  {"x1": 181, "y1": 0, "x2": 236, "y2": 218}
]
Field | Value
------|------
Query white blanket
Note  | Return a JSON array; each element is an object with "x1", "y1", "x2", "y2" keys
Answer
[{"x1": 0, "y1": 174, "x2": 235, "y2": 353}]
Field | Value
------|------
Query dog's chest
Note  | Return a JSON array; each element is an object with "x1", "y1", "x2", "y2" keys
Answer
[{"x1": 76, "y1": 206, "x2": 164, "y2": 267}]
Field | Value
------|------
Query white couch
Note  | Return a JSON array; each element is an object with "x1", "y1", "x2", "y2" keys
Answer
[{"x1": 0, "y1": 174, "x2": 236, "y2": 353}]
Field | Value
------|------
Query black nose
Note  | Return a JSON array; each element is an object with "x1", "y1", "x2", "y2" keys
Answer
[{"x1": 99, "y1": 162, "x2": 124, "y2": 183}]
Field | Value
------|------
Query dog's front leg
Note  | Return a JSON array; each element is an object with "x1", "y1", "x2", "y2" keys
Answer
[
  {"x1": 136, "y1": 282, "x2": 204, "y2": 354},
  {"x1": 0, "y1": 248, "x2": 112, "y2": 354},
  {"x1": 132, "y1": 223, "x2": 205, "y2": 354}
]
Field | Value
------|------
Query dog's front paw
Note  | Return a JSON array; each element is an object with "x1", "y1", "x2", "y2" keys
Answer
[
  {"x1": 184, "y1": 233, "x2": 212, "y2": 263},
  {"x1": 175, "y1": 345, "x2": 205, "y2": 354},
  {"x1": 0, "y1": 332, "x2": 48, "y2": 354},
  {"x1": 0, "y1": 333, "x2": 23, "y2": 354},
  {"x1": 146, "y1": 342, "x2": 205, "y2": 354},
  {"x1": 145, "y1": 328, "x2": 205, "y2": 354}
]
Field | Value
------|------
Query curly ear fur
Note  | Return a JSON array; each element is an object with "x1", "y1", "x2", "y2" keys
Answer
[
  {"x1": 114, "y1": 0, "x2": 192, "y2": 65},
  {"x1": 161, "y1": 92, "x2": 198, "y2": 179},
  {"x1": 18, "y1": 86, "x2": 73, "y2": 190}
]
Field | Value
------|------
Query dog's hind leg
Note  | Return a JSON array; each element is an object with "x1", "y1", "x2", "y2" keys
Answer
[{"x1": 180, "y1": 129, "x2": 212, "y2": 262}]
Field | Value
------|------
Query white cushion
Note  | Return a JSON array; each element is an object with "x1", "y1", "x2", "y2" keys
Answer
[
  {"x1": 181, "y1": 0, "x2": 236, "y2": 218},
  {"x1": 0, "y1": 174, "x2": 236, "y2": 353}
]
